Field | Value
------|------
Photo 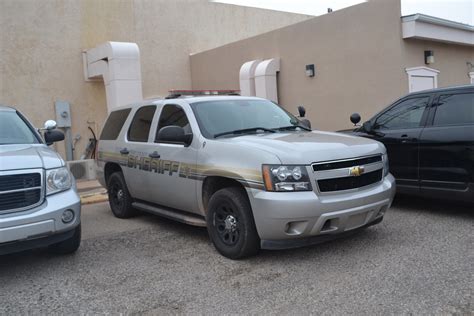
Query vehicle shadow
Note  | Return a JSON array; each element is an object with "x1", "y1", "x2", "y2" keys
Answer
[{"x1": 391, "y1": 194, "x2": 473, "y2": 218}]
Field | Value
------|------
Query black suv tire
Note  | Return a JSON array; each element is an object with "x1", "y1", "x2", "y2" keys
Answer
[
  {"x1": 107, "y1": 172, "x2": 137, "y2": 218},
  {"x1": 206, "y1": 187, "x2": 260, "y2": 259},
  {"x1": 48, "y1": 224, "x2": 81, "y2": 254}
]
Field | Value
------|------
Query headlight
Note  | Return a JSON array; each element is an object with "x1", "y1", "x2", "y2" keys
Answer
[
  {"x1": 382, "y1": 153, "x2": 389, "y2": 177},
  {"x1": 46, "y1": 167, "x2": 72, "y2": 195},
  {"x1": 262, "y1": 165, "x2": 312, "y2": 191}
]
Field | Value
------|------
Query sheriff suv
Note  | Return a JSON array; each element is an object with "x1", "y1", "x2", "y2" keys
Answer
[{"x1": 97, "y1": 91, "x2": 395, "y2": 259}]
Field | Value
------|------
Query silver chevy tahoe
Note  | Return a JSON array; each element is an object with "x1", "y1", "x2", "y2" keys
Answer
[
  {"x1": 0, "y1": 106, "x2": 81, "y2": 255},
  {"x1": 97, "y1": 93, "x2": 395, "y2": 259}
]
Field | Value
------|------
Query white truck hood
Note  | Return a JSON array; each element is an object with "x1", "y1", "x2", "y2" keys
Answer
[
  {"x1": 0, "y1": 144, "x2": 64, "y2": 171},
  {"x1": 220, "y1": 130, "x2": 385, "y2": 164}
]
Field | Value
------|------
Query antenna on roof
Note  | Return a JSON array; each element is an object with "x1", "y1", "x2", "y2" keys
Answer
[{"x1": 328, "y1": 8, "x2": 333, "y2": 13}]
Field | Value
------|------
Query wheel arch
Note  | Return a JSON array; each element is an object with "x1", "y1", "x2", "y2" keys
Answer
[
  {"x1": 104, "y1": 162, "x2": 123, "y2": 185},
  {"x1": 201, "y1": 176, "x2": 249, "y2": 212}
]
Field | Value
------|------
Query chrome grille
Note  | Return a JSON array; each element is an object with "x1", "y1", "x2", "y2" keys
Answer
[
  {"x1": 312, "y1": 155, "x2": 383, "y2": 193},
  {"x1": 0, "y1": 170, "x2": 43, "y2": 213}
]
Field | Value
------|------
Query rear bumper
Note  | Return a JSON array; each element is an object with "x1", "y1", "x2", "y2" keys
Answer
[
  {"x1": 0, "y1": 187, "x2": 81, "y2": 255},
  {"x1": 247, "y1": 174, "x2": 395, "y2": 243}
]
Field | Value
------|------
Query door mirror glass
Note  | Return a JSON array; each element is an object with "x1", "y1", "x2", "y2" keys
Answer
[
  {"x1": 297, "y1": 106, "x2": 306, "y2": 118},
  {"x1": 44, "y1": 120, "x2": 57, "y2": 130},
  {"x1": 350, "y1": 113, "x2": 361, "y2": 125},
  {"x1": 299, "y1": 118, "x2": 311, "y2": 129},
  {"x1": 44, "y1": 130, "x2": 64, "y2": 145},
  {"x1": 156, "y1": 125, "x2": 193, "y2": 146}
]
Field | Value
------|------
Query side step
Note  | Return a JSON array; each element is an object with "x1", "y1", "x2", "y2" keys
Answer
[{"x1": 132, "y1": 202, "x2": 207, "y2": 227}]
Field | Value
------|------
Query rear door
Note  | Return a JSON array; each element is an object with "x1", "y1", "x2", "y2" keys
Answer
[
  {"x1": 419, "y1": 90, "x2": 474, "y2": 197},
  {"x1": 370, "y1": 95, "x2": 432, "y2": 188}
]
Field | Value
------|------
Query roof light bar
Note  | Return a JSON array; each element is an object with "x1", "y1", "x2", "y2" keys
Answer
[{"x1": 168, "y1": 89, "x2": 240, "y2": 96}]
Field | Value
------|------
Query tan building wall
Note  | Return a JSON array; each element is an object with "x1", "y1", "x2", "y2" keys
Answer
[
  {"x1": 190, "y1": 0, "x2": 473, "y2": 131},
  {"x1": 0, "y1": 0, "x2": 310, "y2": 159}
]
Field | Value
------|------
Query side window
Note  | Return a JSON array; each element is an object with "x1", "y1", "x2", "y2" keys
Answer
[
  {"x1": 375, "y1": 97, "x2": 430, "y2": 130},
  {"x1": 433, "y1": 93, "x2": 474, "y2": 126},
  {"x1": 127, "y1": 106, "x2": 156, "y2": 142},
  {"x1": 155, "y1": 104, "x2": 191, "y2": 141},
  {"x1": 100, "y1": 108, "x2": 131, "y2": 140}
]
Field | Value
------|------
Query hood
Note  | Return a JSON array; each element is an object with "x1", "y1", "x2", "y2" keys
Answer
[
  {"x1": 0, "y1": 144, "x2": 64, "y2": 171},
  {"x1": 218, "y1": 131, "x2": 385, "y2": 164}
]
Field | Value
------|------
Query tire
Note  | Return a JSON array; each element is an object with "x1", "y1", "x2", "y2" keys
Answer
[
  {"x1": 48, "y1": 224, "x2": 81, "y2": 254},
  {"x1": 206, "y1": 187, "x2": 260, "y2": 259},
  {"x1": 107, "y1": 172, "x2": 137, "y2": 218}
]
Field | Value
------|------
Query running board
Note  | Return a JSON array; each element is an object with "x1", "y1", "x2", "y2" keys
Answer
[{"x1": 132, "y1": 202, "x2": 207, "y2": 227}]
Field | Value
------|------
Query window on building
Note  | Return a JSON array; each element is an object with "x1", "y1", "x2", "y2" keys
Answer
[
  {"x1": 127, "y1": 106, "x2": 156, "y2": 142},
  {"x1": 433, "y1": 93, "x2": 473, "y2": 126},
  {"x1": 375, "y1": 97, "x2": 430, "y2": 130}
]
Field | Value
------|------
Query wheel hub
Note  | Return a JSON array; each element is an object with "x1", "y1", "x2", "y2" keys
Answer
[
  {"x1": 224, "y1": 215, "x2": 237, "y2": 232},
  {"x1": 116, "y1": 189, "x2": 124, "y2": 201}
]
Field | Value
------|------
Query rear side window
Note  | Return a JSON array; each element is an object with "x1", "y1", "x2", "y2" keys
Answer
[
  {"x1": 100, "y1": 109, "x2": 131, "y2": 140},
  {"x1": 128, "y1": 106, "x2": 156, "y2": 142},
  {"x1": 433, "y1": 93, "x2": 474, "y2": 126}
]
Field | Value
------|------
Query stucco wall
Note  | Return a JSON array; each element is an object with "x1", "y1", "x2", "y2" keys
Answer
[
  {"x1": 190, "y1": 0, "x2": 473, "y2": 131},
  {"x1": 0, "y1": 0, "x2": 310, "y2": 159}
]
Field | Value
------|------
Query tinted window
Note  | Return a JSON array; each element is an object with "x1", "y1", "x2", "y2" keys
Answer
[
  {"x1": 155, "y1": 105, "x2": 191, "y2": 140},
  {"x1": 100, "y1": 109, "x2": 131, "y2": 140},
  {"x1": 128, "y1": 106, "x2": 156, "y2": 142},
  {"x1": 0, "y1": 111, "x2": 39, "y2": 145},
  {"x1": 375, "y1": 97, "x2": 429, "y2": 130},
  {"x1": 433, "y1": 93, "x2": 474, "y2": 126}
]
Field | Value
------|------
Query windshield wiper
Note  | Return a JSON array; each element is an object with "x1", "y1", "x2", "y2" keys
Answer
[
  {"x1": 214, "y1": 127, "x2": 276, "y2": 138},
  {"x1": 274, "y1": 125, "x2": 311, "y2": 131}
]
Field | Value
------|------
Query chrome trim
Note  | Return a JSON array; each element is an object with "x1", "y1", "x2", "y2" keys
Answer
[
  {"x1": 0, "y1": 169, "x2": 44, "y2": 215},
  {"x1": 314, "y1": 162, "x2": 383, "y2": 180}
]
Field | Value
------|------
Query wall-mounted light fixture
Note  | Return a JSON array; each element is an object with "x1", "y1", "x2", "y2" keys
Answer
[
  {"x1": 424, "y1": 50, "x2": 434, "y2": 65},
  {"x1": 305, "y1": 64, "x2": 315, "y2": 77}
]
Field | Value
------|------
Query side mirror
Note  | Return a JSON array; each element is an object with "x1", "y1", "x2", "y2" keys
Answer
[
  {"x1": 350, "y1": 113, "x2": 361, "y2": 126},
  {"x1": 156, "y1": 126, "x2": 193, "y2": 146},
  {"x1": 299, "y1": 118, "x2": 312, "y2": 129},
  {"x1": 44, "y1": 120, "x2": 57, "y2": 130},
  {"x1": 297, "y1": 106, "x2": 306, "y2": 118},
  {"x1": 44, "y1": 130, "x2": 64, "y2": 145}
]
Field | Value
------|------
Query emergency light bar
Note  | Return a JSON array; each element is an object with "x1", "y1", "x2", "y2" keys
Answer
[{"x1": 166, "y1": 89, "x2": 240, "y2": 99}]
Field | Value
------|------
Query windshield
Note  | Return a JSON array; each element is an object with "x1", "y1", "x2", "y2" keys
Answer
[
  {"x1": 0, "y1": 111, "x2": 40, "y2": 145},
  {"x1": 190, "y1": 99, "x2": 302, "y2": 138}
]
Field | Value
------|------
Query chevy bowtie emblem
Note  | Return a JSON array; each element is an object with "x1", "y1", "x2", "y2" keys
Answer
[{"x1": 349, "y1": 166, "x2": 365, "y2": 177}]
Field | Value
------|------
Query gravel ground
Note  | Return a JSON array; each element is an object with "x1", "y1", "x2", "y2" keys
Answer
[{"x1": 0, "y1": 197, "x2": 472, "y2": 314}]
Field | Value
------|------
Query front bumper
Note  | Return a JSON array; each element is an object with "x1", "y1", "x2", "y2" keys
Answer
[
  {"x1": 0, "y1": 187, "x2": 81, "y2": 255},
  {"x1": 248, "y1": 174, "x2": 395, "y2": 249}
]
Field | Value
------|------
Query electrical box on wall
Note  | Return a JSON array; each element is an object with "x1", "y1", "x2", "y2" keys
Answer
[{"x1": 55, "y1": 101, "x2": 72, "y2": 128}]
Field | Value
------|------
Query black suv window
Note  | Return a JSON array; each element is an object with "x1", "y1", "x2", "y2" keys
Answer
[
  {"x1": 100, "y1": 108, "x2": 131, "y2": 140},
  {"x1": 375, "y1": 97, "x2": 430, "y2": 130},
  {"x1": 433, "y1": 93, "x2": 474, "y2": 126},
  {"x1": 128, "y1": 106, "x2": 156, "y2": 142},
  {"x1": 155, "y1": 104, "x2": 191, "y2": 141}
]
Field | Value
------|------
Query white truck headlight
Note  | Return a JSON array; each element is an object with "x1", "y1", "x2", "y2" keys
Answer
[
  {"x1": 262, "y1": 165, "x2": 312, "y2": 192},
  {"x1": 382, "y1": 153, "x2": 389, "y2": 177},
  {"x1": 46, "y1": 167, "x2": 72, "y2": 195}
]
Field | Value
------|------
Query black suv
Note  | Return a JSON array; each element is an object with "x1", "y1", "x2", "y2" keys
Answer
[{"x1": 346, "y1": 85, "x2": 473, "y2": 203}]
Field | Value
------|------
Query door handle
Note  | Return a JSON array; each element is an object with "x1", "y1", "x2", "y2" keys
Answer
[
  {"x1": 149, "y1": 151, "x2": 161, "y2": 159},
  {"x1": 120, "y1": 148, "x2": 129, "y2": 155},
  {"x1": 400, "y1": 135, "x2": 417, "y2": 143}
]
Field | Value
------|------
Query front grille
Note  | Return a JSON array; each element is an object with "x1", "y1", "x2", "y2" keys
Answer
[
  {"x1": 0, "y1": 173, "x2": 41, "y2": 192},
  {"x1": 0, "y1": 172, "x2": 43, "y2": 212},
  {"x1": 318, "y1": 169, "x2": 383, "y2": 192},
  {"x1": 313, "y1": 155, "x2": 382, "y2": 172}
]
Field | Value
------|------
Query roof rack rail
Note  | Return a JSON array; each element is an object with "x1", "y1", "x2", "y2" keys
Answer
[{"x1": 165, "y1": 89, "x2": 240, "y2": 99}]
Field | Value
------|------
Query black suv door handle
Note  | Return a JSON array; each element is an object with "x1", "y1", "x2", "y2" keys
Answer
[
  {"x1": 120, "y1": 148, "x2": 129, "y2": 155},
  {"x1": 149, "y1": 151, "x2": 160, "y2": 159},
  {"x1": 400, "y1": 135, "x2": 417, "y2": 143}
]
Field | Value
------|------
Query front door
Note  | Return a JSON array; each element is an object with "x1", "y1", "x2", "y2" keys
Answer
[
  {"x1": 371, "y1": 95, "x2": 431, "y2": 188},
  {"x1": 145, "y1": 103, "x2": 199, "y2": 213}
]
